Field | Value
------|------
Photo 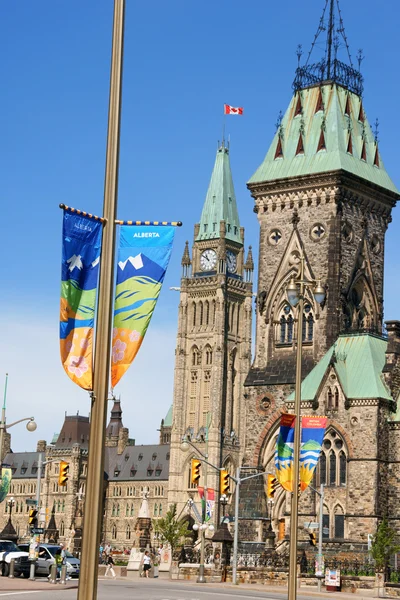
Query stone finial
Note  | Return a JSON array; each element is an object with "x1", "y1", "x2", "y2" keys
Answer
[
  {"x1": 291, "y1": 208, "x2": 300, "y2": 228},
  {"x1": 181, "y1": 241, "x2": 191, "y2": 266},
  {"x1": 244, "y1": 246, "x2": 254, "y2": 272}
]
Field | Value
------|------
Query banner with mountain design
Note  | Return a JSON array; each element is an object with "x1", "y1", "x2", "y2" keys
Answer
[
  {"x1": 275, "y1": 414, "x2": 327, "y2": 492},
  {"x1": 60, "y1": 209, "x2": 102, "y2": 390},
  {"x1": 275, "y1": 414, "x2": 296, "y2": 492},
  {"x1": 0, "y1": 467, "x2": 12, "y2": 503},
  {"x1": 111, "y1": 225, "x2": 175, "y2": 387},
  {"x1": 299, "y1": 416, "x2": 327, "y2": 492}
]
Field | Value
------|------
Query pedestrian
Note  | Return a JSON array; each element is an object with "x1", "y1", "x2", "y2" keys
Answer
[
  {"x1": 59, "y1": 543, "x2": 71, "y2": 581},
  {"x1": 104, "y1": 553, "x2": 116, "y2": 579},
  {"x1": 142, "y1": 551, "x2": 151, "y2": 578},
  {"x1": 55, "y1": 548, "x2": 63, "y2": 580}
]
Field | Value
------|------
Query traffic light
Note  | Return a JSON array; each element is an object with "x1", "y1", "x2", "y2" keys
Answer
[
  {"x1": 267, "y1": 474, "x2": 278, "y2": 498},
  {"x1": 58, "y1": 461, "x2": 69, "y2": 486},
  {"x1": 309, "y1": 532, "x2": 317, "y2": 546},
  {"x1": 190, "y1": 459, "x2": 201, "y2": 486},
  {"x1": 28, "y1": 509, "x2": 38, "y2": 527},
  {"x1": 220, "y1": 469, "x2": 230, "y2": 495}
]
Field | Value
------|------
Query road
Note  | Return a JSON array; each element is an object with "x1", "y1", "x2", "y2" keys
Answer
[{"x1": 0, "y1": 578, "x2": 365, "y2": 600}]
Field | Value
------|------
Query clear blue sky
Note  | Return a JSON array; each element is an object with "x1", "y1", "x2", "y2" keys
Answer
[{"x1": 1, "y1": 1, "x2": 399, "y2": 451}]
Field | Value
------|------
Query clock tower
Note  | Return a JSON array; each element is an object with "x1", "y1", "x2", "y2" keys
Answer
[{"x1": 168, "y1": 142, "x2": 254, "y2": 520}]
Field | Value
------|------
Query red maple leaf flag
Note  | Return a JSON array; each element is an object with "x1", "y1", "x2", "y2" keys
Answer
[{"x1": 224, "y1": 104, "x2": 244, "y2": 115}]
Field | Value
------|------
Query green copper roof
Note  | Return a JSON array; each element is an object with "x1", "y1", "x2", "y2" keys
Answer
[
  {"x1": 197, "y1": 144, "x2": 241, "y2": 244},
  {"x1": 287, "y1": 333, "x2": 392, "y2": 402},
  {"x1": 163, "y1": 405, "x2": 173, "y2": 427},
  {"x1": 249, "y1": 84, "x2": 399, "y2": 196}
]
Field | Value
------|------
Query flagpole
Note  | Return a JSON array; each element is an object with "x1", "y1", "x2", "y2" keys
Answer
[{"x1": 77, "y1": 2, "x2": 125, "y2": 599}]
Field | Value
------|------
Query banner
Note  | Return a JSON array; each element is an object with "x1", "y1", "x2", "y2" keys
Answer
[
  {"x1": 300, "y1": 416, "x2": 327, "y2": 492},
  {"x1": 60, "y1": 209, "x2": 102, "y2": 390},
  {"x1": 111, "y1": 225, "x2": 175, "y2": 387},
  {"x1": 198, "y1": 486, "x2": 206, "y2": 521},
  {"x1": 0, "y1": 467, "x2": 12, "y2": 503},
  {"x1": 206, "y1": 488, "x2": 215, "y2": 522},
  {"x1": 275, "y1": 414, "x2": 296, "y2": 492},
  {"x1": 275, "y1": 414, "x2": 327, "y2": 493}
]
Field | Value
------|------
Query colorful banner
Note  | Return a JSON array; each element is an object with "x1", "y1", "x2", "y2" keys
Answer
[
  {"x1": 0, "y1": 468, "x2": 12, "y2": 503},
  {"x1": 275, "y1": 414, "x2": 327, "y2": 493},
  {"x1": 60, "y1": 209, "x2": 102, "y2": 390},
  {"x1": 275, "y1": 414, "x2": 296, "y2": 492},
  {"x1": 300, "y1": 416, "x2": 327, "y2": 492},
  {"x1": 206, "y1": 488, "x2": 215, "y2": 522},
  {"x1": 111, "y1": 225, "x2": 175, "y2": 387},
  {"x1": 198, "y1": 486, "x2": 206, "y2": 521}
]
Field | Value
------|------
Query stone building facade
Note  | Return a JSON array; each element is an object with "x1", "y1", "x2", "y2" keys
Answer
[
  {"x1": 167, "y1": 143, "x2": 254, "y2": 521},
  {"x1": 0, "y1": 400, "x2": 171, "y2": 552}
]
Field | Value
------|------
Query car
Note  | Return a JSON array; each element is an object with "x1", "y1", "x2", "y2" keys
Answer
[
  {"x1": 18, "y1": 543, "x2": 80, "y2": 578},
  {"x1": 0, "y1": 540, "x2": 32, "y2": 577}
]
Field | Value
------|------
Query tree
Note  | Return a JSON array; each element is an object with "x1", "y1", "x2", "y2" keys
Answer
[
  {"x1": 370, "y1": 517, "x2": 400, "y2": 576},
  {"x1": 153, "y1": 504, "x2": 190, "y2": 555}
]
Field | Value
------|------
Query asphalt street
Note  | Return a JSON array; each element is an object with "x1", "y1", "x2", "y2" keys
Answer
[{"x1": 0, "y1": 578, "x2": 375, "y2": 600}]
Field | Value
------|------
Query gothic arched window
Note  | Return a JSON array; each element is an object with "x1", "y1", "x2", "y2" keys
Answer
[
  {"x1": 339, "y1": 451, "x2": 347, "y2": 485},
  {"x1": 192, "y1": 302, "x2": 196, "y2": 327},
  {"x1": 205, "y1": 301, "x2": 210, "y2": 326},
  {"x1": 126, "y1": 525, "x2": 131, "y2": 540},
  {"x1": 199, "y1": 301, "x2": 204, "y2": 326},
  {"x1": 334, "y1": 387, "x2": 339, "y2": 409},
  {"x1": 329, "y1": 451, "x2": 336, "y2": 486},
  {"x1": 320, "y1": 452, "x2": 327, "y2": 485},
  {"x1": 327, "y1": 388, "x2": 333, "y2": 409},
  {"x1": 112, "y1": 524, "x2": 117, "y2": 540},
  {"x1": 130, "y1": 504, "x2": 134, "y2": 517},
  {"x1": 287, "y1": 315, "x2": 294, "y2": 342},
  {"x1": 60, "y1": 521, "x2": 65, "y2": 537},
  {"x1": 154, "y1": 504, "x2": 158, "y2": 517}
]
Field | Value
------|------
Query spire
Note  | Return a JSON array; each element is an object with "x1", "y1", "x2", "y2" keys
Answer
[
  {"x1": 244, "y1": 246, "x2": 254, "y2": 284},
  {"x1": 196, "y1": 143, "x2": 241, "y2": 244},
  {"x1": 106, "y1": 397, "x2": 123, "y2": 438},
  {"x1": 181, "y1": 241, "x2": 191, "y2": 277},
  {"x1": 293, "y1": 0, "x2": 363, "y2": 97}
]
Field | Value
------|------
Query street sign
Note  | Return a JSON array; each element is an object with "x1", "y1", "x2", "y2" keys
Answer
[
  {"x1": 26, "y1": 499, "x2": 38, "y2": 506},
  {"x1": 304, "y1": 522, "x2": 319, "y2": 529},
  {"x1": 31, "y1": 528, "x2": 44, "y2": 534}
]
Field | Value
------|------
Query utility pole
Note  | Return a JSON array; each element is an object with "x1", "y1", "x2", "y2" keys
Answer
[{"x1": 77, "y1": 2, "x2": 125, "y2": 599}]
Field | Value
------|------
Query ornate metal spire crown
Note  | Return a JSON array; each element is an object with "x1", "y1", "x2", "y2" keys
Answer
[{"x1": 293, "y1": 0, "x2": 364, "y2": 96}]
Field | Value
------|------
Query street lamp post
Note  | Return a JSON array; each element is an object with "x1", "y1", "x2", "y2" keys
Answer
[
  {"x1": 286, "y1": 253, "x2": 325, "y2": 600},
  {"x1": 0, "y1": 374, "x2": 37, "y2": 464}
]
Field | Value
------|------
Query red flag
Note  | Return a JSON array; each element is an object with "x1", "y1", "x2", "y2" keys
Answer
[
  {"x1": 224, "y1": 104, "x2": 243, "y2": 115},
  {"x1": 197, "y1": 486, "x2": 204, "y2": 499},
  {"x1": 206, "y1": 488, "x2": 215, "y2": 500}
]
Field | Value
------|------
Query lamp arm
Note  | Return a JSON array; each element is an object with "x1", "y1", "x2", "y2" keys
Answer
[{"x1": 3, "y1": 417, "x2": 35, "y2": 430}]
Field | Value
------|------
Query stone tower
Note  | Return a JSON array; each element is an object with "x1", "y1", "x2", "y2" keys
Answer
[
  {"x1": 242, "y1": 1, "x2": 399, "y2": 543},
  {"x1": 168, "y1": 143, "x2": 253, "y2": 518}
]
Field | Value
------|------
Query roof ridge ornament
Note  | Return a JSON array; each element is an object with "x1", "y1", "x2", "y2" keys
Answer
[{"x1": 293, "y1": 0, "x2": 364, "y2": 97}]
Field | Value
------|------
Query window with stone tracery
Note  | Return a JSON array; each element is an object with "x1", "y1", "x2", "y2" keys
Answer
[
  {"x1": 317, "y1": 430, "x2": 347, "y2": 487},
  {"x1": 188, "y1": 370, "x2": 198, "y2": 427},
  {"x1": 276, "y1": 303, "x2": 314, "y2": 346}
]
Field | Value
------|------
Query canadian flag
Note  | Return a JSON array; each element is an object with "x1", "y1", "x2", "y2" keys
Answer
[{"x1": 224, "y1": 104, "x2": 243, "y2": 115}]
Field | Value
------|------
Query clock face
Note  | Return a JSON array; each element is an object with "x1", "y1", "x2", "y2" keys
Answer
[
  {"x1": 226, "y1": 250, "x2": 237, "y2": 273},
  {"x1": 200, "y1": 249, "x2": 217, "y2": 271}
]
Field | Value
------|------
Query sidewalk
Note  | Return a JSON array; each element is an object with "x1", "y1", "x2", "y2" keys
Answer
[
  {"x1": 0, "y1": 577, "x2": 79, "y2": 592},
  {"x1": 217, "y1": 581, "x2": 376, "y2": 599}
]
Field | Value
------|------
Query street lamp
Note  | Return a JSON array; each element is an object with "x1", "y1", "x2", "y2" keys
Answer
[
  {"x1": 286, "y1": 252, "x2": 325, "y2": 600},
  {"x1": 0, "y1": 374, "x2": 37, "y2": 463}
]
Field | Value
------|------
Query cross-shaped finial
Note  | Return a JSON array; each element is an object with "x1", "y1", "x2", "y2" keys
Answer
[
  {"x1": 373, "y1": 118, "x2": 380, "y2": 144},
  {"x1": 275, "y1": 110, "x2": 283, "y2": 133},
  {"x1": 296, "y1": 44, "x2": 303, "y2": 67},
  {"x1": 357, "y1": 49, "x2": 364, "y2": 71}
]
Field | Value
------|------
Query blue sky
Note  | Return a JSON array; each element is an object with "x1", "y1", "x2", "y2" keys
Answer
[{"x1": 1, "y1": 1, "x2": 400, "y2": 451}]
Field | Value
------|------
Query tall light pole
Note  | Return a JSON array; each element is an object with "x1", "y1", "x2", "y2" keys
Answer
[
  {"x1": 0, "y1": 374, "x2": 37, "y2": 464},
  {"x1": 286, "y1": 253, "x2": 325, "y2": 600},
  {"x1": 77, "y1": 2, "x2": 125, "y2": 599},
  {"x1": 181, "y1": 414, "x2": 212, "y2": 583}
]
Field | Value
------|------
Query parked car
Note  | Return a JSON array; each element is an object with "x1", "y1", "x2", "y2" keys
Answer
[
  {"x1": 18, "y1": 543, "x2": 80, "y2": 578},
  {"x1": 0, "y1": 540, "x2": 32, "y2": 577}
]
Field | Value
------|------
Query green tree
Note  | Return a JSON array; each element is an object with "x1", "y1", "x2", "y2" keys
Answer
[
  {"x1": 153, "y1": 504, "x2": 190, "y2": 555},
  {"x1": 370, "y1": 517, "x2": 400, "y2": 575}
]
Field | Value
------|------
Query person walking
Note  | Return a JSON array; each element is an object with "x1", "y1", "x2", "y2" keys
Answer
[
  {"x1": 104, "y1": 553, "x2": 116, "y2": 579},
  {"x1": 142, "y1": 551, "x2": 151, "y2": 578}
]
